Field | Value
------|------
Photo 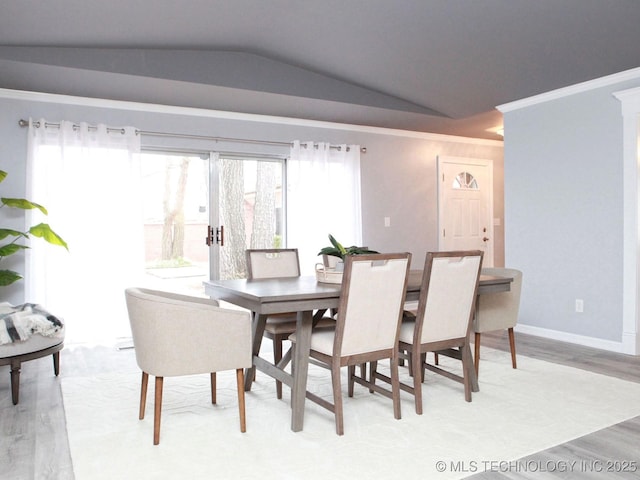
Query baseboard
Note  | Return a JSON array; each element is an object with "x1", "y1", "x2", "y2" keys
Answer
[
  {"x1": 622, "y1": 331, "x2": 640, "y2": 356},
  {"x1": 515, "y1": 324, "x2": 632, "y2": 354}
]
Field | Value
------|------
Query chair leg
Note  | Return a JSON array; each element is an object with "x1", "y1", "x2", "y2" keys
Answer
[
  {"x1": 347, "y1": 365, "x2": 356, "y2": 397},
  {"x1": 153, "y1": 376, "x2": 163, "y2": 445},
  {"x1": 236, "y1": 368, "x2": 247, "y2": 433},
  {"x1": 139, "y1": 372, "x2": 148, "y2": 420},
  {"x1": 508, "y1": 327, "x2": 517, "y2": 369},
  {"x1": 211, "y1": 372, "x2": 217, "y2": 404},
  {"x1": 331, "y1": 363, "x2": 344, "y2": 435},
  {"x1": 407, "y1": 352, "x2": 414, "y2": 377},
  {"x1": 461, "y1": 346, "x2": 473, "y2": 402},
  {"x1": 9, "y1": 362, "x2": 21, "y2": 405},
  {"x1": 273, "y1": 337, "x2": 283, "y2": 399},
  {"x1": 53, "y1": 351, "x2": 60, "y2": 376},
  {"x1": 411, "y1": 349, "x2": 423, "y2": 415},
  {"x1": 390, "y1": 355, "x2": 401, "y2": 420},
  {"x1": 369, "y1": 360, "x2": 378, "y2": 393},
  {"x1": 474, "y1": 332, "x2": 481, "y2": 376},
  {"x1": 434, "y1": 352, "x2": 439, "y2": 365}
]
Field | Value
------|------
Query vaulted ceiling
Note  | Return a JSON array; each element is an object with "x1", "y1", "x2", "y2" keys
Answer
[{"x1": 1, "y1": 0, "x2": 640, "y2": 140}]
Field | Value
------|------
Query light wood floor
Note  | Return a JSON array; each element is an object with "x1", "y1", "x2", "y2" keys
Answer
[{"x1": 1, "y1": 331, "x2": 639, "y2": 479}]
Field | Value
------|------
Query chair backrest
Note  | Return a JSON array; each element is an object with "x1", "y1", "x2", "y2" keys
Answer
[
  {"x1": 124, "y1": 287, "x2": 252, "y2": 377},
  {"x1": 246, "y1": 248, "x2": 300, "y2": 279},
  {"x1": 334, "y1": 253, "x2": 411, "y2": 356},
  {"x1": 473, "y1": 267, "x2": 523, "y2": 333},
  {"x1": 414, "y1": 251, "x2": 483, "y2": 344}
]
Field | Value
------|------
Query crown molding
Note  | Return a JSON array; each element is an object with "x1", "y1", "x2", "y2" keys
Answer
[
  {"x1": 0, "y1": 87, "x2": 502, "y2": 147},
  {"x1": 497, "y1": 67, "x2": 640, "y2": 113}
]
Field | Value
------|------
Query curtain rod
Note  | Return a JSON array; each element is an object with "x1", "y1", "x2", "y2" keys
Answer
[{"x1": 18, "y1": 119, "x2": 367, "y2": 153}]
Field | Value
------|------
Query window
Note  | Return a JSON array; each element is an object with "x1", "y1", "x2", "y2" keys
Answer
[{"x1": 453, "y1": 171, "x2": 479, "y2": 190}]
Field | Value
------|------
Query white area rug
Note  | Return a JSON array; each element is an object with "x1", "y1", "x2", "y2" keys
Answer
[{"x1": 62, "y1": 349, "x2": 640, "y2": 480}]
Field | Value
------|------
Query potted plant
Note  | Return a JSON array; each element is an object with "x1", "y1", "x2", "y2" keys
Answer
[
  {"x1": 318, "y1": 233, "x2": 379, "y2": 262},
  {"x1": 316, "y1": 234, "x2": 378, "y2": 282},
  {"x1": 0, "y1": 169, "x2": 68, "y2": 287}
]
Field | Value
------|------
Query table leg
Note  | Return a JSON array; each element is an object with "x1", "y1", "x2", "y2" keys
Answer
[
  {"x1": 291, "y1": 309, "x2": 313, "y2": 432},
  {"x1": 245, "y1": 312, "x2": 267, "y2": 391}
]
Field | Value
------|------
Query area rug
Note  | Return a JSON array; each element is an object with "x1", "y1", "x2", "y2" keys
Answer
[{"x1": 61, "y1": 348, "x2": 640, "y2": 480}]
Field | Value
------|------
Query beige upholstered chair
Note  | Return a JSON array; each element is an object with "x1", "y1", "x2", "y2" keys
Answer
[
  {"x1": 377, "y1": 251, "x2": 482, "y2": 415},
  {"x1": 246, "y1": 248, "x2": 333, "y2": 399},
  {"x1": 473, "y1": 267, "x2": 523, "y2": 375},
  {"x1": 124, "y1": 288, "x2": 252, "y2": 445},
  {"x1": 292, "y1": 253, "x2": 411, "y2": 435},
  {"x1": 246, "y1": 248, "x2": 301, "y2": 279}
]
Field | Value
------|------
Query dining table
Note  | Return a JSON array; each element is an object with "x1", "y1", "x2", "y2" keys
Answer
[{"x1": 203, "y1": 269, "x2": 513, "y2": 432}]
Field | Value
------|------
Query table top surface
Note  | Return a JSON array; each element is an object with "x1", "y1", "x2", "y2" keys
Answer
[{"x1": 204, "y1": 270, "x2": 512, "y2": 306}]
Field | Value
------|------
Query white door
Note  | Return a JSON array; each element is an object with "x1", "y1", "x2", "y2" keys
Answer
[{"x1": 438, "y1": 156, "x2": 494, "y2": 266}]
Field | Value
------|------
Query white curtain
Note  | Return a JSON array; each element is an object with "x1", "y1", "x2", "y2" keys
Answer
[
  {"x1": 287, "y1": 141, "x2": 362, "y2": 274},
  {"x1": 26, "y1": 119, "x2": 144, "y2": 344}
]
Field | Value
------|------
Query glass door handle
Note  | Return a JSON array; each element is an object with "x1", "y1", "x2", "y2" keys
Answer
[
  {"x1": 216, "y1": 225, "x2": 224, "y2": 246},
  {"x1": 206, "y1": 225, "x2": 225, "y2": 246}
]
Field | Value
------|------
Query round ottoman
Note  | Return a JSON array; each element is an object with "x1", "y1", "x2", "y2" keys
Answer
[{"x1": 0, "y1": 333, "x2": 64, "y2": 405}]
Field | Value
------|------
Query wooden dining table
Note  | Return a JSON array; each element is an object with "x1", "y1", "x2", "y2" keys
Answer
[{"x1": 203, "y1": 269, "x2": 512, "y2": 432}]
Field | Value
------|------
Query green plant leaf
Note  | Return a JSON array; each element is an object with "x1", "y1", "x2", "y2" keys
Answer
[
  {"x1": 0, "y1": 228, "x2": 28, "y2": 241},
  {"x1": 1, "y1": 197, "x2": 48, "y2": 215},
  {"x1": 0, "y1": 269, "x2": 22, "y2": 286},
  {"x1": 0, "y1": 170, "x2": 6, "y2": 183},
  {"x1": 328, "y1": 234, "x2": 347, "y2": 256},
  {"x1": 318, "y1": 246, "x2": 343, "y2": 258},
  {"x1": 346, "y1": 246, "x2": 379, "y2": 255},
  {"x1": 319, "y1": 234, "x2": 378, "y2": 259},
  {"x1": 28, "y1": 223, "x2": 69, "y2": 250},
  {"x1": 0, "y1": 243, "x2": 28, "y2": 257}
]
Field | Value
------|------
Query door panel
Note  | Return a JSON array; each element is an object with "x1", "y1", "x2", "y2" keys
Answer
[
  {"x1": 139, "y1": 152, "x2": 210, "y2": 295},
  {"x1": 211, "y1": 154, "x2": 286, "y2": 280},
  {"x1": 438, "y1": 156, "x2": 494, "y2": 266}
]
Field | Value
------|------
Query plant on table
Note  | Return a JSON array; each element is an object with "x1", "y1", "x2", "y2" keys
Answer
[{"x1": 317, "y1": 233, "x2": 378, "y2": 260}]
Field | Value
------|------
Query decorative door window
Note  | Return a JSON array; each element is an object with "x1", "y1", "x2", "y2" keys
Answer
[{"x1": 453, "y1": 171, "x2": 479, "y2": 190}]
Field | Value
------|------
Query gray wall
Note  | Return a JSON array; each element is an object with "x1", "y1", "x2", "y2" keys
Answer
[
  {"x1": 0, "y1": 90, "x2": 504, "y2": 305},
  {"x1": 503, "y1": 79, "x2": 640, "y2": 344}
]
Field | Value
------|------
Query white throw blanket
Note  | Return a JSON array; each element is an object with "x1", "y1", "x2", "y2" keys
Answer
[{"x1": 0, "y1": 302, "x2": 64, "y2": 345}]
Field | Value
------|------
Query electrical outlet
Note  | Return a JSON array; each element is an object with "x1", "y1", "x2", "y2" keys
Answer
[{"x1": 575, "y1": 299, "x2": 584, "y2": 313}]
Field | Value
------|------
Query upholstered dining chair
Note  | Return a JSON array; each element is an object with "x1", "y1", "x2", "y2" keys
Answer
[
  {"x1": 291, "y1": 252, "x2": 411, "y2": 435},
  {"x1": 473, "y1": 267, "x2": 523, "y2": 376},
  {"x1": 124, "y1": 287, "x2": 252, "y2": 445},
  {"x1": 373, "y1": 251, "x2": 482, "y2": 415},
  {"x1": 246, "y1": 248, "x2": 334, "y2": 399}
]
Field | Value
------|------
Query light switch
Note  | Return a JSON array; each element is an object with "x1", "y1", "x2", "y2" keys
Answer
[{"x1": 384, "y1": 216, "x2": 391, "y2": 227}]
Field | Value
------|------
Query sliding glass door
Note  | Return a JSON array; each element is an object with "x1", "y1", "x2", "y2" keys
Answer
[
  {"x1": 139, "y1": 152, "x2": 211, "y2": 295},
  {"x1": 211, "y1": 153, "x2": 286, "y2": 280},
  {"x1": 139, "y1": 151, "x2": 286, "y2": 294}
]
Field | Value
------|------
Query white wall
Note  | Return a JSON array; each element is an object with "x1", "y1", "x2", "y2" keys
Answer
[
  {"x1": 500, "y1": 70, "x2": 640, "y2": 352},
  {"x1": 0, "y1": 89, "x2": 503, "y2": 304}
]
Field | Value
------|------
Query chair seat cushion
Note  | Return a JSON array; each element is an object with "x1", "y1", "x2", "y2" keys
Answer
[
  {"x1": 289, "y1": 328, "x2": 336, "y2": 356},
  {"x1": 399, "y1": 319, "x2": 463, "y2": 345},
  {"x1": 0, "y1": 333, "x2": 64, "y2": 358}
]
